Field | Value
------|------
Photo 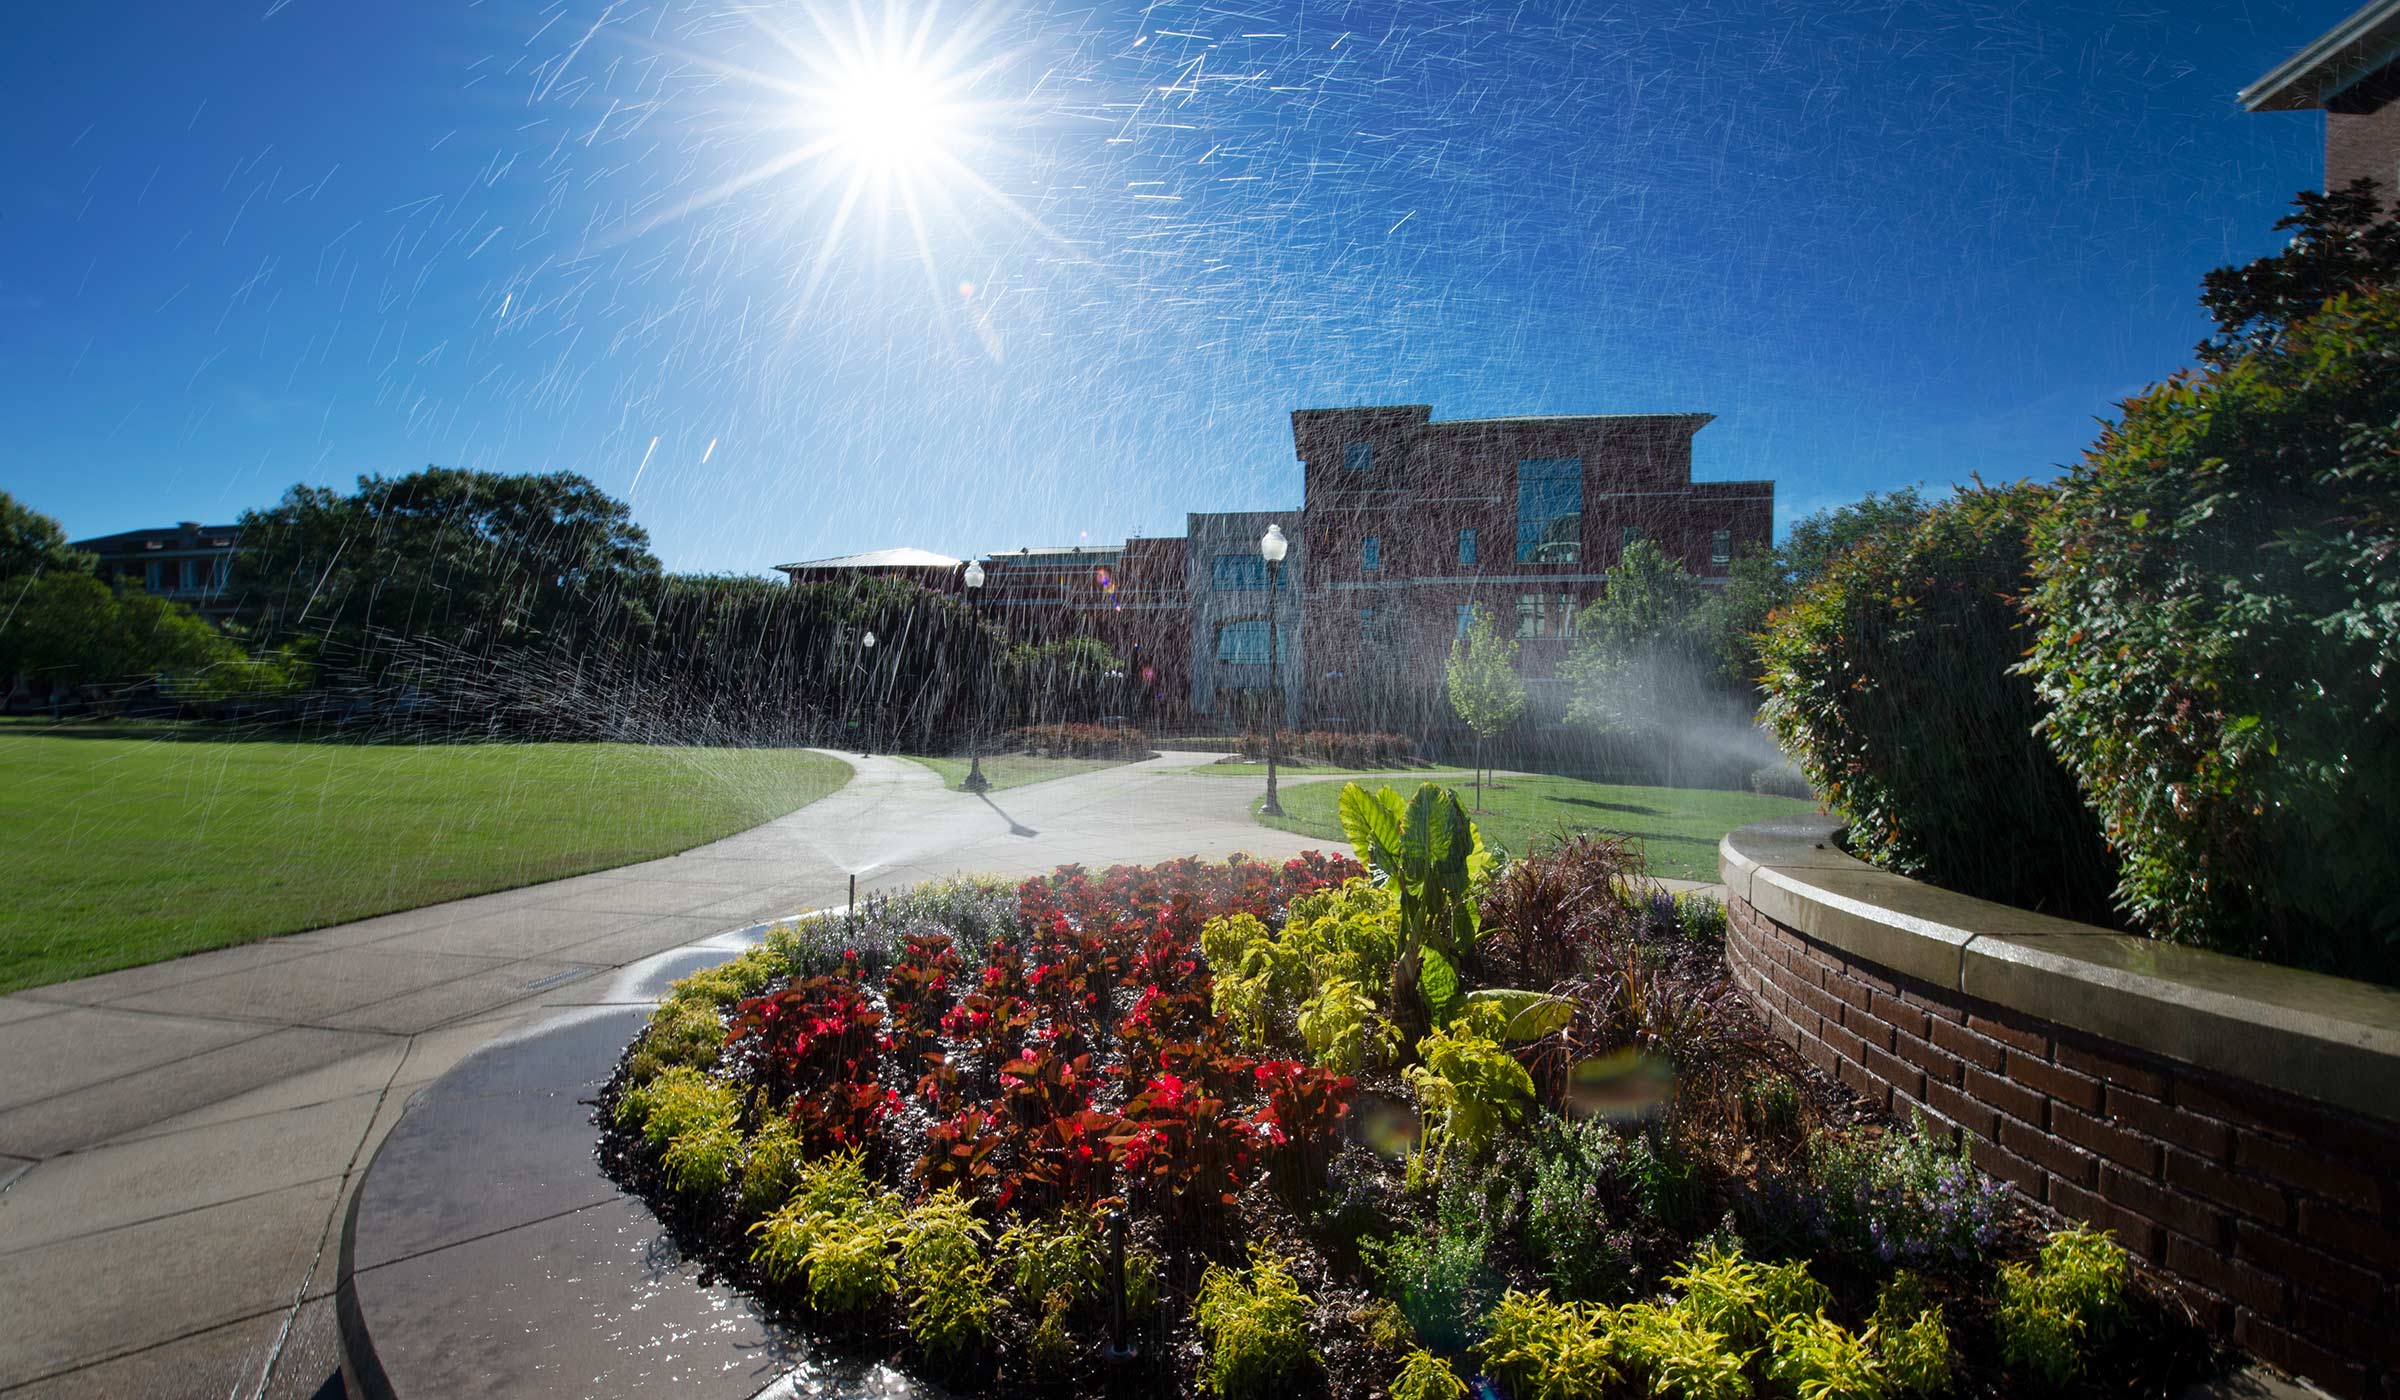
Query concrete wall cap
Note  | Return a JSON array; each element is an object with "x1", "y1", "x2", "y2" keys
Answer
[{"x1": 1721, "y1": 815, "x2": 2400, "y2": 1124}]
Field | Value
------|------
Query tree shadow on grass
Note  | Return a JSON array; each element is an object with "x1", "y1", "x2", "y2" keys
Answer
[{"x1": 1555, "y1": 796, "x2": 1664, "y2": 818}]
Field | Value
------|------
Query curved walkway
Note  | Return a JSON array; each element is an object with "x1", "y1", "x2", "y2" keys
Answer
[{"x1": 0, "y1": 751, "x2": 1334, "y2": 1399}]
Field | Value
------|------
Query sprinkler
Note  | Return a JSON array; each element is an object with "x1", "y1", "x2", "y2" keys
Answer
[{"x1": 1103, "y1": 1207, "x2": 1137, "y2": 1364}]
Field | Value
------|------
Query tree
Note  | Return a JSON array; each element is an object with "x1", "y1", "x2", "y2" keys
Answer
[
  {"x1": 0, "y1": 491, "x2": 91, "y2": 582},
  {"x1": 1444, "y1": 605, "x2": 1524, "y2": 810},
  {"x1": 0, "y1": 572, "x2": 248, "y2": 713},
  {"x1": 2197, "y1": 179, "x2": 2400, "y2": 370},
  {"x1": 230, "y1": 466, "x2": 662, "y2": 669},
  {"x1": 1699, "y1": 487, "x2": 1932, "y2": 690},
  {"x1": 1563, "y1": 541, "x2": 1716, "y2": 786}
]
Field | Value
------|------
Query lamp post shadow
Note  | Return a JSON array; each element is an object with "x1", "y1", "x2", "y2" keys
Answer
[{"x1": 974, "y1": 790, "x2": 1039, "y2": 838}]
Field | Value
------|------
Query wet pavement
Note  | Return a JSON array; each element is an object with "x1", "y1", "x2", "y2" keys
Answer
[{"x1": 0, "y1": 751, "x2": 1339, "y2": 1398}]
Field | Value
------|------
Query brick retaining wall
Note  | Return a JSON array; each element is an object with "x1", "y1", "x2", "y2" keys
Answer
[{"x1": 1720, "y1": 818, "x2": 2400, "y2": 1399}]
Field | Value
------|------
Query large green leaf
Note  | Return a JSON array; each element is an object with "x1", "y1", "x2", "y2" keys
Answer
[
  {"x1": 1338, "y1": 782, "x2": 1406, "y2": 877},
  {"x1": 1419, "y1": 945, "x2": 1462, "y2": 1027},
  {"x1": 1401, "y1": 782, "x2": 1445, "y2": 880},
  {"x1": 1464, "y1": 988, "x2": 1575, "y2": 1042}
]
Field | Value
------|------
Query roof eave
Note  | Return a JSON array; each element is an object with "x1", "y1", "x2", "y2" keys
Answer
[{"x1": 2242, "y1": 0, "x2": 2400, "y2": 111}]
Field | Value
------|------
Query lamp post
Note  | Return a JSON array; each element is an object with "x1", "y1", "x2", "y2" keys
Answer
[
  {"x1": 855, "y1": 628, "x2": 878, "y2": 755},
  {"x1": 1260, "y1": 522, "x2": 1288, "y2": 817},
  {"x1": 961, "y1": 559, "x2": 990, "y2": 793}
]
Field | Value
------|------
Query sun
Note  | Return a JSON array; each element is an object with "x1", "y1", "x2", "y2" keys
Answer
[{"x1": 813, "y1": 55, "x2": 964, "y2": 180}]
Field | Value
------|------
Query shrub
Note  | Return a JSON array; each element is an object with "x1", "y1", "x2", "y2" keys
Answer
[
  {"x1": 1404, "y1": 1014, "x2": 1535, "y2": 1165},
  {"x1": 1742, "y1": 1072, "x2": 1805, "y2": 1140},
  {"x1": 2024, "y1": 282, "x2": 2400, "y2": 974},
  {"x1": 1995, "y1": 1227, "x2": 2129, "y2": 1388},
  {"x1": 1766, "y1": 1310, "x2": 1888, "y2": 1399},
  {"x1": 1797, "y1": 1116, "x2": 2012, "y2": 1270},
  {"x1": 1390, "y1": 1347, "x2": 1469, "y2": 1400},
  {"x1": 1610, "y1": 1301, "x2": 1753, "y2": 1400},
  {"x1": 1518, "y1": 1115, "x2": 1646, "y2": 1300},
  {"x1": 1005, "y1": 722, "x2": 1151, "y2": 759},
  {"x1": 1476, "y1": 1290, "x2": 1620, "y2": 1399},
  {"x1": 617, "y1": 1066, "x2": 740, "y2": 1148},
  {"x1": 1668, "y1": 1240, "x2": 1827, "y2": 1350},
  {"x1": 899, "y1": 1189, "x2": 993, "y2": 1358},
  {"x1": 1748, "y1": 762, "x2": 1813, "y2": 799},
  {"x1": 625, "y1": 1000, "x2": 727, "y2": 1085},
  {"x1": 1370, "y1": 1175, "x2": 1504, "y2": 1354},
  {"x1": 738, "y1": 1113, "x2": 807, "y2": 1214},
  {"x1": 1759, "y1": 483, "x2": 2118, "y2": 921},
  {"x1": 1194, "y1": 1247, "x2": 1317, "y2": 1398},
  {"x1": 1240, "y1": 729, "x2": 1419, "y2": 768},
  {"x1": 1297, "y1": 976, "x2": 1385, "y2": 1074},
  {"x1": 997, "y1": 1211, "x2": 1100, "y2": 1308},
  {"x1": 746, "y1": 1149, "x2": 903, "y2": 1310},
  {"x1": 1872, "y1": 1274, "x2": 1955, "y2": 1397},
  {"x1": 662, "y1": 1113, "x2": 742, "y2": 1195}
]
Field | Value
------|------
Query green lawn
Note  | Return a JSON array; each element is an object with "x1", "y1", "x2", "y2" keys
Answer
[
  {"x1": 1190, "y1": 761, "x2": 1452, "y2": 777},
  {"x1": 0, "y1": 722, "x2": 852, "y2": 994},
  {"x1": 1253, "y1": 773, "x2": 1816, "y2": 882},
  {"x1": 908, "y1": 753, "x2": 1130, "y2": 792}
]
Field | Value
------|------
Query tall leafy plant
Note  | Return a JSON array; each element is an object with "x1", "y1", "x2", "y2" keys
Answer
[{"x1": 1339, "y1": 782, "x2": 1494, "y2": 1044}]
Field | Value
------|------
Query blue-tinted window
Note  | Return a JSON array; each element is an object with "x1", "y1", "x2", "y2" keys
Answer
[
  {"x1": 1360, "y1": 607, "x2": 1376, "y2": 645},
  {"x1": 1458, "y1": 528, "x2": 1477, "y2": 565},
  {"x1": 1215, "y1": 620, "x2": 1293, "y2": 664},
  {"x1": 1343, "y1": 441, "x2": 1373, "y2": 472},
  {"x1": 1456, "y1": 603, "x2": 1474, "y2": 639},
  {"x1": 1620, "y1": 525, "x2": 1644, "y2": 551},
  {"x1": 1516, "y1": 458, "x2": 1583, "y2": 563},
  {"x1": 1362, "y1": 536, "x2": 1381, "y2": 572},
  {"x1": 1711, "y1": 529, "x2": 1732, "y2": 565},
  {"x1": 1210, "y1": 554, "x2": 1269, "y2": 590}
]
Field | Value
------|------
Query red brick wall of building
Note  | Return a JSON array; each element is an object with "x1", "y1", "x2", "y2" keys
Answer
[
  {"x1": 1725, "y1": 893, "x2": 2400, "y2": 1399},
  {"x1": 2328, "y1": 62, "x2": 2400, "y2": 214}
]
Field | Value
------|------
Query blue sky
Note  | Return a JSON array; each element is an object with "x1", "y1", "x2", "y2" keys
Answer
[{"x1": 0, "y1": 1, "x2": 2340, "y2": 574}]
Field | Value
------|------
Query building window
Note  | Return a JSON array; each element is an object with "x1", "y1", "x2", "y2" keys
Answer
[
  {"x1": 1210, "y1": 554, "x2": 1269, "y2": 591},
  {"x1": 1620, "y1": 525, "x2": 1644, "y2": 551},
  {"x1": 1458, "y1": 528, "x2": 1476, "y2": 565},
  {"x1": 1214, "y1": 620, "x2": 1291, "y2": 665},
  {"x1": 1515, "y1": 592, "x2": 1578, "y2": 640},
  {"x1": 145, "y1": 561, "x2": 165, "y2": 591},
  {"x1": 1711, "y1": 529, "x2": 1732, "y2": 566},
  {"x1": 1456, "y1": 604, "x2": 1474, "y2": 640},
  {"x1": 1516, "y1": 458, "x2": 1583, "y2": 563},
  {"x1": 1344, "y1": 441, "x2": 1373, "y2": 472},
  {"x1": 1362, "y1": 536, "x2": 1380, "y2": 572},
  {"x1": 1359, "y1": 607, "x2": 1376, "y2": 647}
]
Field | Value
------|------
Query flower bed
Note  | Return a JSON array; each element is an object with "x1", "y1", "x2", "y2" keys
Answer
[
  {"x1": 597, "y1": 783, "x2": 2224, "y2": 1398},
  {"x1": 1004, "y1": 722, "x2": 1153, "y2": 760}
]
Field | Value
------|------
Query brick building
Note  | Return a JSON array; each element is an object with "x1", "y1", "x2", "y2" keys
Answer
[
  {"x1": 71, "y1": 521, "x2": 242, "y2": 622},
  {"x1": 2244, "y1": 0, "x2": 2400, "y2": 214},
  {"x1": 774, "y1": 403, "x2": 1772, "y2": 733},
  {"x1": 1287, "y1": 406, "x2": 1771, "y2": 731}
]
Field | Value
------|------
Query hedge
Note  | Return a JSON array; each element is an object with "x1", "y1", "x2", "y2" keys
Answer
[
  {"x1": 2023, "y1": 285, "x2": 2400, "y2": 977},
  {"x1": 1758, "y1": 483, "x2": 2117, "y2": 921}
]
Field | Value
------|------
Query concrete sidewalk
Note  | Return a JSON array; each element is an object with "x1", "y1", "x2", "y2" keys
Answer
[{"x1": 0, "y1": 750, "x2": 1339, "y2": 1398}]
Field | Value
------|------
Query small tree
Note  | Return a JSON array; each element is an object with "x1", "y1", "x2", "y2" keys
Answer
[
  {"x1": 1445, "y1": 605, "x2": 1524, "y2": 810},
  {"x1": 1564, "y1": 540, "x2": 1712, "y2": 785}
]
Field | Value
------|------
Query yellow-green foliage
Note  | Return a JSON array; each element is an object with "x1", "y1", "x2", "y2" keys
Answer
[
  {"x1": 1359, "y1": 1297, "x2": 1417, "y2": 1353},
  {"x1": 667, "y1": 946, "x2": 785, "y2": 1011},
  {"x1": 617, "y1": 1065, "x2": 741, "y2": 1148},
  {"x1": 1404, "y1": 1013, "x2": 1534, "y2": 1162},
  {"x1": 1765, "y1": 1312, "x2": 1888, "y2": 1400},
  {"x1": 1202, "y1": 880, "x2": 1403, "y2": 1051},
  {"x1": 663, "y1": 1115, "x2": 742, "y2": 1195},
  {"x1": 738, "y1": 1113, "x2": 806, "y2": 1214},
  {"x1": 1477, "y1": 1290, "x2": 1619, "y2": 1400},
  {"x1": 1297, "y1": 976, "x2": 1388, "y2": 1074},
  {"x1": 1668, "y1": 1242, "x2": 1829, "y2": 1351},
  {"x1": 1390, "y1": 1348, "x2": 1468, "y2": 1400},
  {"x1": 1610, "y1": 1301, "x2": 1753, "y2": 1400},
  {"x1": 1871, "y1": 1274, "x2": 1954, "y2": 1396},
  {"x1": 745, "y1": 1149, "x2": 902, "y2": 1312},
  {"x1": 1027, "y1": 1289, "x2": 1077, "y2": 1377},
  {"x1": 1194, "y1": 1247, "x2": 1317, "y2": 1399},
  {"x1": 900, "y1": 1188, "x2": 993, "y2": 1358},
  {"x1": 626, "y1": 1000, "x2": 729, "y2": 1084},
  {"x1": 1995, "y1": 1227, "x2": 2129, "y2": 1388},
  {"x1": 1125, "y1": 1248, "x2": 1160, "y2": 1318},
  {"x1": 997, "y1": 1211, "x2": 1100, "y2": 1308}
]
